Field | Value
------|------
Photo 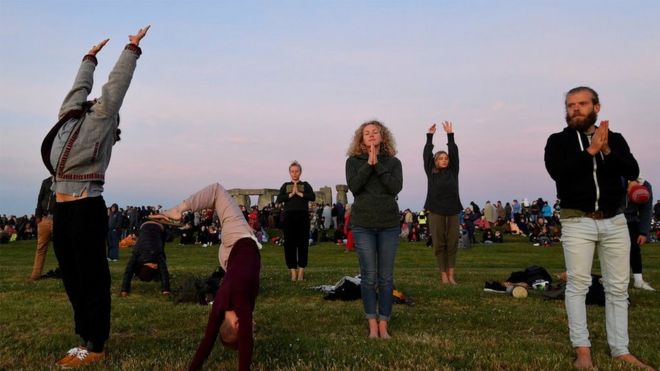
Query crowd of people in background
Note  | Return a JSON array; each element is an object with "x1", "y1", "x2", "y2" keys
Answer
[
  {"x1": 3, "y1": 197, "x2": 660, "y2": 249},
  {"x1": 5, "y1": 38, "x2": 654, "y2": 370}
]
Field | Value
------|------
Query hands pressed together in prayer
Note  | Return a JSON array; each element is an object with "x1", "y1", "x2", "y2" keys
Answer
[
  {"x1": 289, "y1": 181, "x2": 303, "y2": 198},
  {"x1": 367, "y1": 144, "x2": 378, "y2": 166},
  {"x1": 587, "y1": 120, "x2": 611, "y2": 156}
]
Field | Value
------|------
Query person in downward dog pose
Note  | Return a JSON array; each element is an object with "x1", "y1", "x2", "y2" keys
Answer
[{"x1": 152, "y1": 182, "x2": 261, "y2": 371}]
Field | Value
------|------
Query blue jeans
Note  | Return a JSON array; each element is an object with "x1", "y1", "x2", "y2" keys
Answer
[
  {"x1": 561, "y1": 214, "x2": 630, "y2": 357},
  {"x1": 352, "y1": 226, "x2": 399, "y2": 321}
]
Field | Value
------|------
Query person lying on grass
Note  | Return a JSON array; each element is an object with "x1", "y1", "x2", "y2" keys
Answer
[{"x1": 150, "y1": 182, "x2": 261, "y2": 371}]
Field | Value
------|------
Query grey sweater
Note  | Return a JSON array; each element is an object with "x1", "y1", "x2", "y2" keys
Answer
[
  {"x1": 51, "y1": 44, "x2": 141, "y2": 186},
  {"x1": 345, "y1": 154, "x2": 403, "y2": 228}
]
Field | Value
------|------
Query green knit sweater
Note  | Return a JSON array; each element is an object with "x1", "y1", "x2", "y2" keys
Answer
[{"x1": 345, "y1": 153, "x2": 403, "y2": 228}]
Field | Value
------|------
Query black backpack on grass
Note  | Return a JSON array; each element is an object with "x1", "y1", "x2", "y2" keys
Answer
[
  {"x1": 507, "y1": 265, "x2": 553, "y2": 286},
  {"x1": 172, "y1": 266, "x2": 225, "y2": 305}
]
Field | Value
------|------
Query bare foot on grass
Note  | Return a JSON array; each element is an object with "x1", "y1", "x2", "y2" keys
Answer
[
  {"x1": 441, "y1": 272, "x2": 449, "y2": 285},
  {"x1": 368, "y1": 319, "x2": 379, "y2": 339},
  {"x1": 614, "y1": 354, "x2": 654, "y2": 371},
  {"x1": 573, "y1": 347, "x2": 593, "y2": 369},
  {"x1": 378, "y1": 320, "x2": 391, "y2": 339}
]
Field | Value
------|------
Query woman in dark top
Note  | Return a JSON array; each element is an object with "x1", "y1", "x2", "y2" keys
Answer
[
  {"x1": 345, "y1": 120, "x2": 402, "y2": 339},
  {"x1": 276, "y1": 161, "x2": 315, "y2": 281},
  {"x1": 423, "y1": 122, "x2": 463, "y2": 285}
]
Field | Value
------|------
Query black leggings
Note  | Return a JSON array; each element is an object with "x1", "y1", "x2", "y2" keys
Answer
[
  {"x1": 283, "y1": 210, "x2": 309, "y2": 269},
  {"x1": 628, "y1": 222, "x2": 643, "y2": 274}
]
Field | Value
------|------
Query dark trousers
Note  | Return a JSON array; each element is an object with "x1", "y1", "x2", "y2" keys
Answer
[
  {"x1": 53, "y1": 196, "x2": 111, "y2": 349},
  {"x1": 107, "y1": 229, "x2": 121, "y2": 260},
  {"x1": 628, "y1": 222, "x2": 643, "y2": 274},
  {"x1": 283, "y1": 210, "x2": 309, "y2": 269}
]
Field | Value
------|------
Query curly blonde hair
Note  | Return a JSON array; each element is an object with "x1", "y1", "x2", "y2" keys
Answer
[{"x1": 346, "y1": 120, "x2": 397, "y2": 157}]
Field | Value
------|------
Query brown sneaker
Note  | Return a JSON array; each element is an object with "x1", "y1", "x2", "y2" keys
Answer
[
  {"x1": 55, "y1": 346, "x2": 86, "y2": 366},
  {"x1": 60, "y1": 349, "x2": 105, "y2": 369}
]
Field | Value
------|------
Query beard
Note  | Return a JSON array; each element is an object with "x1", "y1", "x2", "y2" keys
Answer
[{"x1": 565, "y1": 110, "x2": 598, "y2": 132}]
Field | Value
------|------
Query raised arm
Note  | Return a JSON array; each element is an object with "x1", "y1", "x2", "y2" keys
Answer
[
  {"x1": 58, "y1": 39, "x2": 108, "y2": 117},
  {"x1": 423, "y1": 124, "x2": 436, "y2": 175},
  {"x1": 444, "y1": 121, "x2": 459, "y2": 174},
  {"x1": 93, "y1": 25, "x2": 149, "y2": 118},
  {"x1": 128, "y1": 25, "x2": 150, "y2": 47}
]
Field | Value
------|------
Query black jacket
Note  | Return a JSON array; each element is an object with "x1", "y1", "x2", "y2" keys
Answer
[
  {"x1": 544, "y1": 126, "x2": 638, "y2": 213},
  {"x1": 276, "y1": 181, "x2": 315, "y2": 212},
  {"x1": 423, "y1": 133, "x2": 463, "y2": 215},
  {"x1": 121, "y1": 222, "x2": 170, "y2": 293},
  {"x1": 35, "y1": 177, "x2": 56, "y2": 218}
]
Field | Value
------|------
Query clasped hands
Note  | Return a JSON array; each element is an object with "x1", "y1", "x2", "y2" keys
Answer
[
  {"x1": 289, "y1": 181, "x2": 303, "y2": 198},
  {"x1": 587, "y1": 120, "x2": 611, "y2": 156}
]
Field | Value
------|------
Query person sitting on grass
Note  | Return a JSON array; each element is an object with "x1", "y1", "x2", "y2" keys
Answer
[
  {"x1": 528, "y1": 217, "x2": 552, "y2": 246},
  {"x1": 119, "y1": 221, "x2": 170, "y2": 297},
  {"x1": 150, "y1": 182, "x2": 261, "y2": 371}
]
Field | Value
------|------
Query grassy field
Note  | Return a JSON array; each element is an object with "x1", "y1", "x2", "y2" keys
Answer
[{"x1": 1, "y1": 236, "x2": 658, "y2": 370}]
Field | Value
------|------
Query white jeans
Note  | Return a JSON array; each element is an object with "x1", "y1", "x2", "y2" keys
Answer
[{"x1": 561, "y1": 213, "x2": 630, "y2": 357}]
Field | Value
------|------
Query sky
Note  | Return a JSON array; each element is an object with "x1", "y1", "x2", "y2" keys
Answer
[{"x1": 1, "y1": 0, "x2": 659, "y2": 215}]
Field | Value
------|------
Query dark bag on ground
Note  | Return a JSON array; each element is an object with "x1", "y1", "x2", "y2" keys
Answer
[
  {"x1": 324, "y1": 276, "x2": 361, "y2": 301},
  {"x1": 314, "y1": 276, "x2": 362, "y2": 301},
  {"x1": 507, "y1": 265, "x2": 553, "y2": 286},
  {"x1": 172, "y1": 266, "x2": 225, "y2": 305},
  {"x1": 542, "y1": 274, "x2": 605, "y2": 306}
]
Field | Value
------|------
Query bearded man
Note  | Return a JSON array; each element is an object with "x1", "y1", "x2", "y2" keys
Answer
[{"x1": 544, "y1": 86, "x2": 652, "y2": 370}]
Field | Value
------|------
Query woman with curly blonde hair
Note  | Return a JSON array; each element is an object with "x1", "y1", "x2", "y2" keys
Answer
[
  {"x1": 345, "y1": 120, "x2": 403, "y2": 339},
  {"x1": 347, "y1": 120, "x2": 398, "y2": 157}
]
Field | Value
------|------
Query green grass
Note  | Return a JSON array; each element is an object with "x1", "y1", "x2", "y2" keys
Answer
[{"x1": 1, "y1": 237, "x2": 659, "y2": 370}]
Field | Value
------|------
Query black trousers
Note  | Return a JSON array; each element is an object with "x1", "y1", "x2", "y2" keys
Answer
[
  {"x1": 628, "y1": 222, "x2": 643, "y2": 274},
  {"x1": 282, "y1": 210, "x2": 309, "y2": 269},
  {"x1": 53, "y1": 196, "x2": 111, "y2": 348}
]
